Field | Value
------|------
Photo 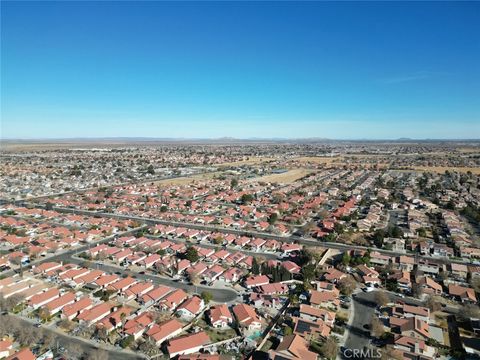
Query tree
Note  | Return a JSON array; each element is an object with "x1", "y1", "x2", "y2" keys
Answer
[
  {"x1": 87, "y1": 348, "x2": 109, "y2": 360},
  {"x1": 372, "y1": 229, "x2": 385, "y2": 248},
  {"x1": 283, "y1": 325, "x2": 293, "y2": 336},
  {"x1": 201, "y1": 291, "x2": 213, "y2": 304},
  {"x1": 374, "y1": 291, "x2": 389, "y2": 307},
  {"x1": 386, "y1": 225, "x2": 403, "y2": 238},
  {"x1": 58, "y1": 319, "x2": 75, "y2": 332},
  {"x1": 42, "y1": 332, "x2": 55, "y2": 351},
  {"x1": 120, "y1": 335, "x2": 135, "y2": 349},
  {"x1": 459, "y1": 304, "x2": 480, "y2": 321},
  {"x1": 386, "y1": 278, "x2": 398, "y2": 292},
  {"x1": 425, "y1": 296, "x2": 442, "y2": 312},
  {"x1": 0, "y1": 294, "x2": 24, "y2": 312},
  {"x1": 96, "y1": 327, "x2": 109, "y2": 342},
  {"x1": 0, "y1": 315, "x2": 14, "y2": 338},
  {"x1": 190, "y1": 273, "x2": 200, "y2": 285},
  {"x1": 252, "y1": 257, "x2": 260, "y2": 275},
  {"x1": 338, "y1": 276, "x2": 357, "y2": 296},
  {"x1": 297, "y1": 249, "x2": 313, "y2": 266},
  {"x1": 138, "y1": 338, "x2": 161, "y2": 357},
  {"x1": 471, "y1": 276, "x2": 480, "y2": 293},
  {"x1": 147, "y1": 164, "x2": 155, "y2": 175},
  {"x1": 15, "y1": 323, "x2": 40, "y2": 346},
  {"x1": 66, "y1": 342, "x2": 84, "y2": 360},
  {"x1": 10, "y1": 256, "x2": 24, "y2": 278},
  {"x1": 38, "y1": 307, "x2": 51, "y2": 322},
  {"x1": 334, "y1": 223, "x2": 344, "y2": 234},
  {"x1": 411, "y1": 283, "x2": 423, "y2": 299},
  {"x1": 371, "y1": 315, "x2": 385, "y2": 338},
  {"x1": 301, "y1": 264, "x2": 316, "y2": 283},
  {"x1": 184, "y1": 246, "x2": 199, "y2": 263},
  {"x1": 230, "y1": 178, "x2": 238, "y2": 188},
  {"x1": 320, "y1": 337, "x2": 338, "y2": 360},
  {"x1": 152, "y1": 310, "x2": 171, "y2": 323},
  {"x1": 240, "y1": 193, "x2": 254, "y2": 204},
  {"x1": 268, "y1": 213, "x2": 278, "y2": 225},
  {"x1": 341, "y1": 252, "x2": 351, "y2": 266},
  {"x1": 417, "y1": 228, "x2": 427, "y2": 237}
]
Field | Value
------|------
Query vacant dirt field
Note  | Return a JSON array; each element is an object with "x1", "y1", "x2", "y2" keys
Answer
[
  {"x1": 216, "y1": 157, "x2": 276, "y2": 167},
  {"x1": 457, "y1": 147, "x2": 480, "y2": 153},
  {"x1": 294, "y1": 156, "x2": 342, "y2": 164},
  {"x1": 249, "y1": 169, "x2": 314, "y2": 184},
  {"x1": 153, "y1": 171, "x2": 223, "y2": 185},
  {"x1": 411, "y1": 166, "x2": 480, "y2": 175}
]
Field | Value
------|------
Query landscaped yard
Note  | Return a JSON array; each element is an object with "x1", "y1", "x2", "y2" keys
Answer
[{"x1": 205, "y1": 327, "x2": 237, "y2": 343}]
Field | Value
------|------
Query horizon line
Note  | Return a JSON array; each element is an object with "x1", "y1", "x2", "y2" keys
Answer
[{"x1": 1, "y1": 136, "x2": 480, "y2": 142}]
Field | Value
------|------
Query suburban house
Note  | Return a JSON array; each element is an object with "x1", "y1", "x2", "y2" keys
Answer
[
  {"x1": 159, "y1": 289, "x2": 188, "y2": 311},
  {"x1": 244, "y1": 275, "x2": 270, "y2": 289},
  {"x1": 448, "y1": 284, "x2": 477, "y2": 303},
  {"x1": 209, "y1": 304, "x2": 233, "y2": 328},
  {"x1": 175, "y1": 296, "x2": 204, "y2": 319},
  {"x1": 268, "y1": 334, "x2": 317, "y2": 360},
  {"x1": 232, "y1": 304, "x2": 262, "y2": 331},
  {"x1": 146, "y1": 318, "x2": 183, "y2": 346},
  {"x1": 167, "y1": 332, "x2": 211, "y2": 358}
]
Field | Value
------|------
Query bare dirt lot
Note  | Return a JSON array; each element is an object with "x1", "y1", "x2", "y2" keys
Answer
[
  {"x1": 294, "y1": 156, "x2": 342, "y2": 164},
  {"x1": 410, "y1": 166, "x2": 480, "y2": 175},
  {"x1": 216, "y1": 157, "x2": 276, "y2": 167},
  {"x1": 153, "y1": 171, "x2": 223, "y2": 186},
  {"x1": 249, "y1": 169, "x2": 314, "y2": 184}
]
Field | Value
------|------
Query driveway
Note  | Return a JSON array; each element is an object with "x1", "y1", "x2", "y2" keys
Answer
[{"x1": 341, "y1": 291, "x2": 376, "y2": 359}]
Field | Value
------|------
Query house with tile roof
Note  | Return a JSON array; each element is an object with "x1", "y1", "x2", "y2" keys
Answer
[
  {"x1": 176, "y1": 296, "x2": 204, "y2": 319},
  {"x1": 167, "y1": 332, "x2": 211, "y2": 358},
  {"x1": 146, "y1": 318, "x2": 183, "y2": 346},
  {"x1": 209, "y1": 304, "x2": 233, "y2": 329},
  {"x1": 232, "y1": 304, "x2": 262, "y2": 331},
  {"x1": 268, "y1": 334, "x2": 317, "y2": 360}
]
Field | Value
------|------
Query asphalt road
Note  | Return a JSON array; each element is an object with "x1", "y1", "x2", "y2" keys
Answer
[
  {"x1": 1, "y1": 226, "x2": 148, "y2": 278},
  {"x1": 32, "y1": 205, "x2": 477, "y2": 268},
  {"x1": 149, "y1": 234, "x2": 280, "y2": 261},
  {"x1": 341, "y1": 290, "x2": 428, "y2": 359},
  {"x1": 2, "y1": 314, "x2": 144, "y2": 360},
  {"x1": 3, "y1": 222, "x2": 240, "y2": 302},
  {"x1": 68, "y1": 254, "x2": 239, "y2": 303},
  {"x1": 342, "y1": 291, "x2": 376, "y2": 358}
]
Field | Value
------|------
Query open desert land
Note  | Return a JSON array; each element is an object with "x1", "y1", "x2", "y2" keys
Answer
[
  {"x1": 294, "y1": 156, "x2": 343, "y2": 164},
  {"x1": 410, "y1": 166, "x2": 480, "y2": 174},
  {"x1": 153, "y1": 171, "x2": 224, "y2": 186},
  {"x1": 457, "y1": 148, "x2": 480, "y2": 155},
  {"x1": 249, "y1": 168, "x2": 314, "y2": 184},
  {"x1": 216, "y1": 157, "x2": 276, "y2": 167}
]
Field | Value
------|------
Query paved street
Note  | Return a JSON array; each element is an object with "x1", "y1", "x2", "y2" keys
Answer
[
  {"x1": 69, "y1": 254, "x2": 239, "y2": 303},
  {"x1": 151, "y1": 235, "x2": 280, "y2": 261},
  {"x1": 341, "y1": 290, "x2": 431, "y2": 359},
  {"x1": 38, "y1": 205, "x2": 477, "y2": 267},
  {"x1": 2, "y1": 314, "x2": 145, "y2": 360},
  {"x1": 341, "y1": 291, "x2": 376, "y2": 358}
]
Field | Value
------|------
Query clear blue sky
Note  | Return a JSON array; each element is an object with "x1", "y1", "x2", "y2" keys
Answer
[{"x1": 1, "y1": 1, "x2": 479, "y2": 139}]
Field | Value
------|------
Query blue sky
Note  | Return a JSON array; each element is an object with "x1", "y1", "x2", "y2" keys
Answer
[{"x1": 1, "y1": 1, "x2": 479, "y2": 139}]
